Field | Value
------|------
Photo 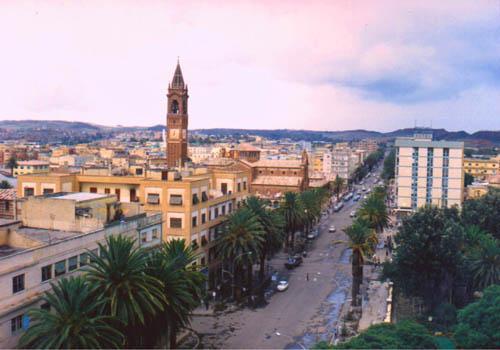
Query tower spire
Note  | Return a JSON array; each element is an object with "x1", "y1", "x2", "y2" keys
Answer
[{"x1": 171, "y1": 58, "x2": 185, "y2": 88}]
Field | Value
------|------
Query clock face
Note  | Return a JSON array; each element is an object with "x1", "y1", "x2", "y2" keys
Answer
[{"x1": 169, "y1": 129, "x2": 180, "y2": 139}]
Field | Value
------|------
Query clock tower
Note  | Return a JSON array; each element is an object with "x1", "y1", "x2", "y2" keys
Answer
[{"x1": 166, "y1": 60, "x2": 189, "y2": 168}]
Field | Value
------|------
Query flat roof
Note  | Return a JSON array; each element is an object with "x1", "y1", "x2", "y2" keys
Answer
[
  {"x1": 395, "y1": 138, "x2": 464, "y2": 149},
  {"x1": 16, "y1": 227, "x2": 80, "y2": 244},
  {"x1": 0, "y1": 245, "x2": 24, "y2": 258},
  {"x1": 52, "y1": 192, "x2": 110, "y2": 202}
]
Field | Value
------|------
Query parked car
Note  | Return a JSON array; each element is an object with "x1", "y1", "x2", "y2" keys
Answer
[
  {"x1": 353, "y1": 194, "x2": 361, "y2": 202},
  {"x1": 362, "y1": 186, "x2": 367, "y2": 192},
  {"x1": 350, "y1": 211, "x2": 356, "y2": 218},
  {"x1": 285, "y1": 256, "x2": 303, "y2": 269},
  {"x1": 334, "y1": 203, "x2": 344, "y2": 212},
  {"x1": 329, "y1": 225, "x2": 336, "y2": 233},
  {"x1": 276, "y1": 280, "x2": 289, "y2": 292},
  {"x1": 307, "y1": 231, "x2": 317, "y2": 240}
]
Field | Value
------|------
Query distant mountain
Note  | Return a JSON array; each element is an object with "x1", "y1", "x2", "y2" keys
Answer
[{"x1": 0, "y1": 120, "x2": 498, "y2": 145}]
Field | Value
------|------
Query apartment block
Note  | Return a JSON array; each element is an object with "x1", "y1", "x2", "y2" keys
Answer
[
  {"x1": 463, "y1": 156, "x2": 499, "y2": 180},
  {"x1": 0, "y1": 192, "x2": 162, "y2": 348},
  {"x1": 395, "y1": 134, "x2": 464, "y2": 211},
  {"x1": 13, "y1": 161, "x2": 49, "y2": 177},
  {"x1": 17, "y1": 166, "x2": 249, "y2": 288}
]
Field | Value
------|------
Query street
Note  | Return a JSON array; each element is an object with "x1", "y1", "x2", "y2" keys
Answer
[{"x1": 191, "y1": 168, "x2": 382, "y2": 349}]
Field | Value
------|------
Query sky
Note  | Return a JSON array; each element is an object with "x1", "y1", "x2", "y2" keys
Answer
[{"x1": 0, "y1": 1, "x2": 499, "y2": 132}]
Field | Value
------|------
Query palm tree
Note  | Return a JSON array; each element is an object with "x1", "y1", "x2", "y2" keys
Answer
[
  {"x1": 146, "y1": 240, "x2": 205, "y2": 348},
  {"x1": 216, "y1": 207, "x2": 265, "y2": 300},
  {"x1": 344, "y1": 218, "x2": 374, "y2": 307},
  {"x1": 358, "y1": 194, "x2": 389, "y2": 233},
  {"x1": 300, "y1": 190, "x2": 321, "y2": 235},
  {"x1": 86, "y1": 235, "x2": 165, "y2": 345},
  {"x1": 331, "y1": 175, "x2": 345, "y2": 201},
  {"x1": 281, "y1": 192, "x2": 304, "y2": 250},
  {"x1": 18, "y1": 276, "x2": 124, "y2": 349},
  {"x1": 244, "y1": 196, "x2": 284, "y2": 281},
  {"x1": 468, "y1": 235, "x2": 500, "y2": 290}
]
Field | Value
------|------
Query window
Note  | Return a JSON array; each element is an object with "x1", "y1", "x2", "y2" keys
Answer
[
  {"x1": 41, "y1": 265, "x2": 52, "y2": 282},
  {"x1": 169, "y1": 194, "x2": 183, "y2": 206},
  {"x1": 201, "y1": 213, "x2": 206, "y2": 224},
  {"x1": 135, "y1": 168, "x2": 143, "y2": 176},
  {"x1": 170, "y1": 217, "x2": 182, "y2": 228},
  {"x1": 221, "y1": 183, "x2": 228, "y2": 195},
  {"x1": 43, "y1": 188, "x2": 54, "y2": 195},
  {"x1": 55, "y1": 260, "x2": 66, "y2": 277},
  {"x1": 68, "y1": 256, "x2": 78, "y2": 271},
  {"x1": 192, "y1": 193, "x2": 199, "y2": 205},
  {"x1": 214, "y1": 208, "x2": 219, "y2": 218},
  {"x1": 80, "y1": 253, "x2": 89, "y2": 267},
  {"x1": 24, "y1": 187, "x2": 34, "y2": 196},
  {"x1": 147, "y1": 193, "x2": 160, "y2": 204},
  {"x1": 115, "y1": 189, "x2": 121, "y2": 201},
  {"x1": 228, "y1": 202, "x2": 233, "y2": 213},
  {"x1": 104, "y1": 188, "x2": 110, "y2": 194},
  {"x1": 192, "y1": 216, "x2": 197, "y2": 228},
  {"x1": 201, "y1": 191, "x2": 208, "y2": 202},
  {"x1": 152, "y1": 228, "x2": 159, "y2": 239},
  {"x1": 90, "y1": 187, "x2": 97, "y2": 193},
  {"x1": 237, "y1": 183, "x2": 241, "y2": 192},
  {"x1": 11, "y1": 315, "x2": 22, "y2": 334},
  {"x1": 12, "y1": 274, "x2": 25, "y2": 293},
  {"x1": 5, "y1": 201, "x2": 10, "y2": 211},
  {"x1": 222, "y1": 205, "x2": 226, "y2": 215},
  {"x1": 141, "y1": 231, "x2": 148, "y2": 243},
  {"x1": 243, "y1": 181, "x2": 247, "y2": 190}
]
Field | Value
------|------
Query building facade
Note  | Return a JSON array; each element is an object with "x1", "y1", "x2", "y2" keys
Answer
[
  {"x1": 0, "y1": 193, "x2": 162, "y2": 348},
  {"x1": 13, "y1": 161, "x2": 49, "y2": 177},
  {"x1": 463, "y1": 156, "x2": 499, "y2": 180},
  {"x1": 395, "y1": 134, "x2": 464, "y2": 211},
  {"x1": 166, "y1": 62, "x2": 189, "y2": 168}
]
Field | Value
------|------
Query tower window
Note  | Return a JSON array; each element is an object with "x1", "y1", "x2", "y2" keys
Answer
[{"x1": 171, "y1": 100, "x2": 179, "y2": 114}]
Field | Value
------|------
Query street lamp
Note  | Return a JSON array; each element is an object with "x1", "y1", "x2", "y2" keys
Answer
[
  {"x1": 275, "y1": 331, "x2": 306, "y2": 350},
  {"x1": 232, "y1": 251, "x2": 252, "y2": 300}
]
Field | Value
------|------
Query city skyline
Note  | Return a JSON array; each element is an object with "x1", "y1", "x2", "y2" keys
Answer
[{"x1": 0, "y1": 1, "x2": 499, "y2": 132}]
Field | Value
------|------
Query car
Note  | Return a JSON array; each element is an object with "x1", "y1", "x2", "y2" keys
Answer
[
  {"x1": 334, "y1": 202, "x2": 344, "y2": 212},
  {"x1": 350, "y1": 211, "x2": 356, "y2": 218},
  {"x1": 276, "y1": 280, "x2": 289, "y2": 292},
  {"x1": 285, "y1": 256, "x2": 303, "y2": 269},
  {"x1": 363, "y1": 195, "x2": 368, "y2": 199},
  {"x1": 307, "y1": 231, "x2": 317, "y2": 240},
  {"x1": 353, "y1": 194, "x2": 361, "y2": 202},
  {"x1": 329, "y1": 225, "x2": 336, "y2": 232},
  {"x1": 362, "y1": 187, "x2": 367, "y2": 192}
]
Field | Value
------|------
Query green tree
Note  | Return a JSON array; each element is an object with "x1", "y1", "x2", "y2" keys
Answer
[
  {"x1": 216, "y1": 207, "x2": 264, "y2": 299},
  {"x1": 145, "y1": 240, "x2": 205, "y2": 348},
  {"x1": 0, "y1": 180, "x2": 12, "y2": 189},
  {"x1": 18, "y1": 276, "x2": 124, "y2": 349},
  {"x1": 358, "y1": 193, "x2": 389, "y2": 233},
  {"x1": 383, "y1": 206, "x2": 465, "y2": 309},
  {"x1": 464, "y1": 172, "x2": 474, "y2": 187},
  {"x1": 86, "y1": 235, "x2": 165, "y2": 345},
  {"x1": 244, "y1": 196, "x2": 284, "y2": 281},
  {"x1": 453, "y1": 285, "x2": 500, "y2": 349},
  {"x1": 7, "y1": 156, "x2": 17, "y2": 176},
  {"x1": 300, "y1": 190, "x2": 322, "y2": 235},
  {"x1": 381, "y1": 148, "x2": 395, "y2": 180},
  {"x1": 462, "y1": 189, "x2": 500, "y2": 239},
  {"x1": 331, "y1": 175, "x2": 345, "y2": 201},
  {"x1": 281, "y1": 191, "x2": 304, "y2": 250},
  {"x1": 467, "y1": 234, "x2": 500, "y2": 290},
  {"x1": 344, "y1": 218, "x2": 374, "y2": 307},
  {"x1": 332, "y1": 320, "x2": 436, "y2": 349}
]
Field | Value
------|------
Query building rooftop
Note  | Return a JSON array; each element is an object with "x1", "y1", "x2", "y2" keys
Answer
[
  {"x1": 395, "y1": 138, "x2": 464, "y2": 149},
  {"x1": 252, "y1": 175, "x2": 302, "y2": 186},
  {"x1": 15, "y1": 227, "x2": 80, "y2": 244},
  {"x1": 0, "y1": 189, "x2": 16, "y2": 201},
  {"x1": 0, "y1": 245, "x2": 24, "y2": 258},
  {"x1": 17, "y1": 160, "x2": 50, "y2": 166},
  {"x1": 247, "y1": 159, "x2": 303, "y2": 168},
  {"x1": 51, "y1": 192, "x2": 109, "y2": 202}
]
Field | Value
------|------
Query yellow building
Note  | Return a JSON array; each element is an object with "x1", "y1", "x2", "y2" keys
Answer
[
  {"x1": 463, "y1": 156, "x2": 499, "y2": 180},
  {"x1": 17, "y1": 166, "x2": 249, "y2": 288},
  {"x1": 13, "y1": 161, "x2": 50, "y2": 177},
  {"x1": 312, "y1": 152, "x2": 324, "y2": 172}
]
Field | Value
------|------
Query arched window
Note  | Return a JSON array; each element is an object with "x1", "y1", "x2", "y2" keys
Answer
[
  {"x1": 171, "y1": 100, "x2": 179, "y2": 114},
  {"x1": 182, "y1": 98, "x2": 187, "y2": 113}
]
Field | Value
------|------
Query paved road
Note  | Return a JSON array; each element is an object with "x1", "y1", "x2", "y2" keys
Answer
[{"x1": 192, "y1": 168, "x2": 383, "y2": 349}]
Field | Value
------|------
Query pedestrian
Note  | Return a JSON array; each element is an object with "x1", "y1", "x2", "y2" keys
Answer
[
  {"x1": 306, "y1": 272, "x2": 309, "y2": 281},
  {"x1": 204, "y1": 296, "x2": 209, "y2": 310},
  {"x1": 385, "y1": 250, "x2": 389, "y2": 257}
]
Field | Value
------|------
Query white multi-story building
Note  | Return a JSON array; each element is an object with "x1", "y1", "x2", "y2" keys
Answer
[{"x1": 395, "y1": 134, "x2": 464, "y2": 211}]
